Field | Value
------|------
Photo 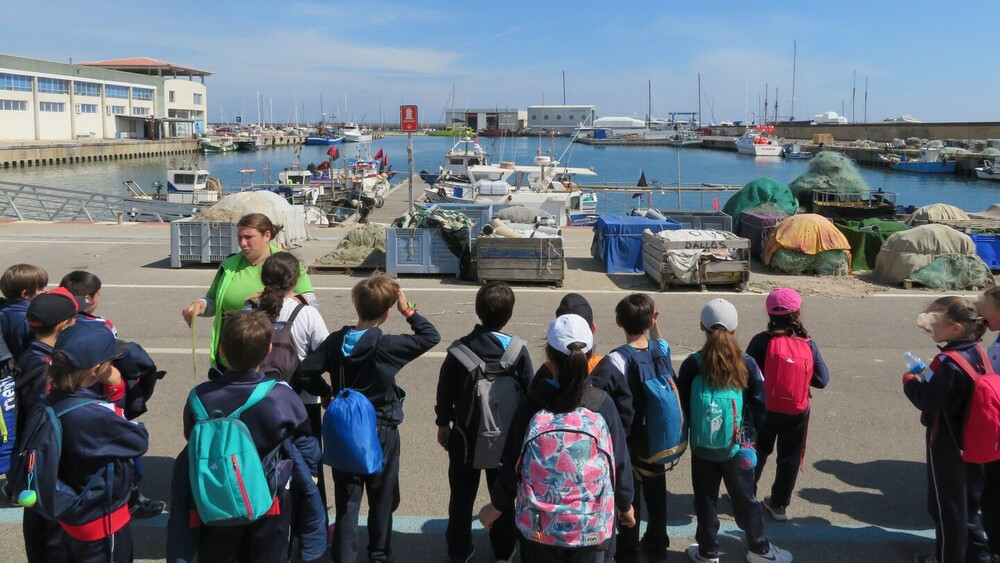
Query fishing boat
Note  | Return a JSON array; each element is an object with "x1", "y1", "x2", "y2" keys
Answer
[
  {"x1": 199, "y1": 137, "x2": 235, "y2": 153},
  {"x1": 882, "y1": 147, "x2": 956, "y2": 174},
  {"x1": 341, "y1": 122, "x2": 372, "y2": 143},
  {"x1": 427, "y1": 125, "x2": 474, "y2": 137},
  {"x1": 668, "y1": 130, "x2": 703, "y2": 147},
  {"x1": 975, "y1": 160, "x2": 1000, "y2": 182},
  {"x1": 782, "y1": 143, "x2": 813, "y2": 160},
  {"x1": 735, "y1": 125, "x2": 783, "y2": 156},
  {"x1": 123, "y1": 166, "x2": 220, "y2": 206},
  {"x1": 234, "y1": 135, "x2": 262, "y2": 152},
  {"x1": 420, "y1": 136, "x2": 491, "y2": 187},
  {"x1": 808, "y1": 188, "x2": 898, "y2": 220},
  {"x1": 304, "y1": 135, "x2": 343, "y2": 145}
]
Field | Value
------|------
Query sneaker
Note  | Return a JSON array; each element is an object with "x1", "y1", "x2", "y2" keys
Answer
[
  {"x1": 747, "y1": 543, "x2": 793, "y2": 563},
  {"x1": 914, "y1": 555, "x2": 939, "y2": 563},
  {"x1": 450, "y1": 546, "x2": 475, "y2": 563},
  {"x1": 686, "y1": 544, "x2": 720, "y2": 563},
  {"x1": 128, "y1": 486, "x2": 165, "y2": 519},
  {"x1": 640, "y1": 536, "x2": 669, "y2": 562},
  {"x1": 763, "y1": 497, "x2": 788, "y2": 522}
]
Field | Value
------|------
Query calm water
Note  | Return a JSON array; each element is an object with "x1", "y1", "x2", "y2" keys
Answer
[{"x1": 2, "y1": 135, "x2": 997, "y2": 213}]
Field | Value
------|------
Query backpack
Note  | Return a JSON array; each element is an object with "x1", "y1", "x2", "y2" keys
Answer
[
  {"x1": 322, "y1": 363, "x2": 384, "y2": 475},
  {"x1": 113, "y1": 339, "x2": 167, "y2": 420},
  {"x1": 9, "y1": 397, "x2": 107, "y2": 520},
  {"x1": 259, "y1": 303, "x2": 306, "y2": 383},
  {"x1": 448, "y1": 336, "x2": 526, "y2": 469},
  {"x1": 688, "y1": 353, "x2": 745, "y2": 462},
  {"x1": 762, "y1": 335, "x2": 814, "y2": 415},
  {"x1": 934, "y1": 346, "x2": 1000, "y2": 463},
  {"x1": 0, "y1": 374, "x2": 14, "y2": 474},
  {"x1": 613, "y1": 343, "x2": 687, "y2": 468},
  {"x1": 515, "y1": 386, "x2": 616, "y2": 548},
  {"x1": 187, "y1": 379, "x2": 279, "y2": 526}
]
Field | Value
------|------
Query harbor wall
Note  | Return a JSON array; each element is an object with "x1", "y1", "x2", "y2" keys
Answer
[{"x1": 710, "y1": 122, "x2": 1000, "y2": 144}]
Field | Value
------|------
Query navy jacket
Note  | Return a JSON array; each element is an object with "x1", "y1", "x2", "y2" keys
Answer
[
  {"x1": 676, "y1": 353, "x2": 768, "y2": 446},
  {"x1": 0, "y1": 299, "x2": 33, "y2": 361},
  {"x1": 49, "y1": 388, "x2": 149, "y2": 528},
  {"x1": 745, "y1": 331, "x2": 831, "y2": 405},
  {"x1": 903, "y1": 339, "x2": 982, "y2": 443},
  {"x1": 490, "y1": 379, "x2": 635, "y2": 516},
  {"x1": 14, "y1": 340, "x2": 51, "y2": 435},
  {"x1": 297, "y1": 312, "x2": 441, "y2": 426},
  {"x1": 434, "y1": 324, "x2": 534, "y2": 445}
]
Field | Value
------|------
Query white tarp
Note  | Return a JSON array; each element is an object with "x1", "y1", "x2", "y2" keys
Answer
[
  {"x1": 655, "y1": 229, "x2": 742, "y2": 283},
  {"x1": 196, "y1": 191, "x2": 309, "y2": 247}
]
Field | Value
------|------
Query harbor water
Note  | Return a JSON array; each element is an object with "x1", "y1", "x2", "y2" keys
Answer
[{"x1": 2, "y1": 135, "x2": 996, "y2": 215}]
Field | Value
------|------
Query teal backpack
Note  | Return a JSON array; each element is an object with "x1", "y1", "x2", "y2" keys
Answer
[
  {"x1": 187, "y1": 380, "x2": 278, "y2": 526},
  {"x1": 689, "y1": 353, "x2": 744, "y2": 462}
]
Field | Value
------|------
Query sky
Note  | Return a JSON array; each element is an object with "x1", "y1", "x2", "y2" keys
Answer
[{"x1": 6, "y1": 1, "x2": 998, "y2": 126}]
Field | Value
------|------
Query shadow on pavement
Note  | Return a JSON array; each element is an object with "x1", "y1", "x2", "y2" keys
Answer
[{"x1": 801, "y1": 458, "x2": 926, "y2": 528}]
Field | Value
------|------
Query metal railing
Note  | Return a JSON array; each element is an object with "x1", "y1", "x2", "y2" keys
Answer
[
  {"x1": 579, "y1": 182, "x2": 742, "y2": 213},
  {"x1": 0, "y1": 180, "x2": 123, "y2": 221}
]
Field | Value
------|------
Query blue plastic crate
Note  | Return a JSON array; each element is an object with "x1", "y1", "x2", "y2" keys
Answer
[
  {"x1": 386, "y1": 227, "x2": 469, "y2": 277},
  {"x1": 971, "y1": 233, "x2": 1000, "y2": 270}
]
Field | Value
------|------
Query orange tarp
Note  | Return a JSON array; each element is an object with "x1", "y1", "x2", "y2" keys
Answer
[{"x1": 764, "y1": 213, "x2": 852, "y2": 267}]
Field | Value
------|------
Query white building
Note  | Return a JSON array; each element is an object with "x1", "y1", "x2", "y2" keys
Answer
[
  {"x1": 526, "y1": 105, "x2": 595, "y2": 134},
  {"x1": 444, "y1": 108, "x2": 526, "y2": 133},
  {"x1": 0, "y1": 53, "x2": 210, "y2": 141}
]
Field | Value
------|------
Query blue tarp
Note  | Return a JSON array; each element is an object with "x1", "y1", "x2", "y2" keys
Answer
[{"x1": 591, "y1": 215, "x2": 682, "y2": 273}]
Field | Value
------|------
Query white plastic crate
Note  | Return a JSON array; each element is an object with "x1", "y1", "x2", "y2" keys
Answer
[
  {"x1": 386, "y1": 227, "x2": 469, "y2": 277},
  {"x1": 170, "y1": 218, "x2": 240, "y2": 268}
]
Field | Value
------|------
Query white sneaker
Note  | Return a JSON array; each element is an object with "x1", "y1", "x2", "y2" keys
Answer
[
  {"x1": 747, "y1": 543, "x2": 793, "y2": 563},
  {"x1": 686, "y1": 544, "x2": 720, "y2": 563}
]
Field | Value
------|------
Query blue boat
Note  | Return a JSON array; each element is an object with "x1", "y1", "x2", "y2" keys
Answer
[
  {"x1": 304, "y1": 135, "x2": 343, "y2": 145},
  {"x1": 885, "y1": 147, "x2": 957, "y2": 174}
]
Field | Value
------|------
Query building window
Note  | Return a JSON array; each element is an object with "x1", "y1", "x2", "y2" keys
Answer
[
  {"x1": 0, "y1": 99, "x2": 28, "y2": 111},
  {"x1": 37, "y1": 78, "x2": 70, "y2": 94},
  {"x1": 543, "y1": 114, "x2": 549, "y2": 120},
  {"x1": 169, "y1": 90, "x2": 175, "y2": 103},
  {"x1": 74, "y1": 82, "x2": 101, "y2": 96},
  {"x1": 108, "y1": 105, "x2": 125, "y2": 115},
  {"x1": 193, "y1": 93, "x2": 203, "y2": 105},
  {"x1": 0, "y1": 73, "x2": 32, "y2": 92},
  {"x1": 531, "y1": 114, "x2": 537, "y2": 120},
  {"x1": 568, "y1": 114, "x2": 574, "y2": 120},
  {"x1": 39, "y1": 101, "x2": 66, "y2": 112},
  {"x1": 79, "y1": 104, "x2": 98, "y2": 113},
  {"x1": 556, "y1": 114, "x2": 562, "y2": 120},
  {"x1": 132, "y1": 88, "x2": 153, "y2": 101},
  {"x1": 132, "y1": 107, "x2": 149, "y2": 116},
  {"x1": 105, "y1": 85, "x2": 129, "y2": 99}
]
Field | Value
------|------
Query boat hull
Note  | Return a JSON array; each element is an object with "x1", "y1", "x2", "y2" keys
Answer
[
  {"x1": 976, "y1": 169, "x2": 1000, "y2": 181},
  {"x1": 304, "y1": 137, "x2": 341, "y2": 145},
  {"x1": 889, "y1": 161, "x2": 956, "y2": 173},
  {"x1": 736, "y1": 143, "x2": 783, "y2": 156}
]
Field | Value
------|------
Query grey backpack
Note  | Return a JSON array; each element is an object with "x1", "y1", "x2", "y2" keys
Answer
[{"x1": 449, "y1": 337, "x2": 525, "y2": 469}]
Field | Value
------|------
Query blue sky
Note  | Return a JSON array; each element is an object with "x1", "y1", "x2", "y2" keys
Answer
[{"x1": 7, "y1": 1, "x2": 997, "y2": 125}]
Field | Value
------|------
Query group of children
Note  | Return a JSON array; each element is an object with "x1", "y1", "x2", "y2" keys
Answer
[{"x1": 4, "y1": 252, "x2": 1000, "y2": 563}]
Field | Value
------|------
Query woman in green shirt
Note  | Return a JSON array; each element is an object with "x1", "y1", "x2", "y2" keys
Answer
[{"x1": 182, "y1": 213, "x2": 318, "y2": 367}]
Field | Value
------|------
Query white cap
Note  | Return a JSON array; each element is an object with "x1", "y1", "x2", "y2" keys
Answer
[
  {"x1": 546, "y1": 314, "x2": 594, "y2": 355},
  {"x1": 701, "y1": 298, "x2": 738, "y2": 332}
]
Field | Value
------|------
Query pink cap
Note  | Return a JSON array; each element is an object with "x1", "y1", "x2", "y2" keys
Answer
[{"x1": 766, "y1": 287, "x2": 802, "y2": 315}]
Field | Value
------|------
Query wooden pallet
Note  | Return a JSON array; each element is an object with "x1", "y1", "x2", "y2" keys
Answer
[{"x1": 476, "y1": 237, "x2": 564, "y2": 286}]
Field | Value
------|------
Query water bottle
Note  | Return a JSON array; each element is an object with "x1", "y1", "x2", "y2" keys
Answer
[{"x1": 903, "y1": 352, "x2": 926, "y2": 375}]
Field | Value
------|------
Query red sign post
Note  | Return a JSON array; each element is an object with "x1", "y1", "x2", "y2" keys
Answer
[{"x1": 400, "y1": 105, "x2": 418, "y2": 132}]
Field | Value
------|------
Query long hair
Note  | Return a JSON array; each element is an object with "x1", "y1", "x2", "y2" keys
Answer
[
  {"x1": 259, "y1": 252, "x2": 300, "y2": 322},
  {"x1": 48, "y1": 353, "x2": 104, "y2": 393},
  {"x1": 700, "y1": 328, "x2": 748, "y2": 390},
  {"x1": 925, "y1": 296, "x2": 987, "y2": 342},
  {"x1": 767, "y1": 311, "x2": 808, "y2": 338},
  {"x1": 546, "y1": 342, "x2": 590, "y2": 413}
]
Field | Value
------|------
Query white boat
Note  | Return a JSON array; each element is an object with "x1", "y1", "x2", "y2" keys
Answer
[
  {"x1": 577, "y1": 116, "x2": 673, "y2": 140},
  {"x1": 735, "y1": 125, "x2": 783, "y2": 156},
  {"x1": 667, "y1": 130, "x2": 703, "y2": 147},
  {"x1": 421, "y1": 136, "x2": 492, "y2": 187},
  {"x1": 341, "y1": 122, "x2": 372, "y2": 143},
  {"x1": 149, "y1": 168, "x2": 221, "y2": 204},
  {"x1": 424, "y1": 155, "x2": 599, "y2": 225},
  {"x1": 976, "y1": 160, "x2": 1000, "y2": 182}
]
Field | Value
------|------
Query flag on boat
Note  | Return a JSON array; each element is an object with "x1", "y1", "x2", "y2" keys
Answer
[
  {"x1": 637, "y1": 170, "x2": 648, "y2": 187},
  {"x1": 374, "y1": 148, "x2": 384, "y2": 161},
  {"x1": 380, "y1": 154, "x2": 388, "y2": 172},
  {"x1": 327, "y1": 146, "x2": 339, "y2": 159}
]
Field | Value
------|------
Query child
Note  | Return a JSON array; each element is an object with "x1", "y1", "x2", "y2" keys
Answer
[
  {"x1": 17, "y1": 287, "x2": 84, "y2": 563},
  {"x1": 478, "y1": 314, "x2": 636, "y2": 562},
  {"x1": 904, "y1": 296, "x2": 992, "y2": 563},
  {"x1": 677, "y1": 299, "x2": 792, "y2": 563},
  {"x1": 46, "y1": 321, "x2": 149, "y2": 562},
  {"x1": 59, "y1": 270, "x2": 117, "y2": 336},
  {"x1": 975, "y1": 288, "x2": 1000, "y2": 561},
  {"x1": 594, "y1": 293, "x2": 673, "y2": 563},
  {"x1": 745, "y1": 288, "x2": 829, "y2": 521},
  {"x1": 297, "y1": 273, "x2": 440, "y2": 563},
  {"x1": 435, "y1": 281, "x2": 533, "y2": 563},
  {"x1": 0, "y1": 264, "x2": 49, "y2": 361},
  {"x1": 169, "y1": 309, "x2": 322, "y2": 563}
]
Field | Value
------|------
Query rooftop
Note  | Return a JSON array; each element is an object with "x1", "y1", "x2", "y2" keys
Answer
[{"x1": 78, "y1": 56, "x2": 212, "y2": 78}]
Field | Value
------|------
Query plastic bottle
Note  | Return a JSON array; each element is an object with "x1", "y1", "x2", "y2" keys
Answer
[{"x1": 903, "y1": 352, "x2": 926, "y2": 375}]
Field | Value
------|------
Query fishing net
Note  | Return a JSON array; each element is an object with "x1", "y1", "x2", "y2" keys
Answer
[
  {"x1": 906, "y1": 203, "x2": 969, "y2": 227},
  {"x1": 764, "y1": 213, "x2": 852, "y2": 268},
  {"x1": 910, "y1": 256, "x2": 992, "y2": 290},
  {"x1": 769, "y1": 249, "x2": 849, "y2": 276},
  {"x1": 721, "y1": 177, "x2": 798, "y2": 230},
  {"x1": 316, "y1": 224, "x2": 387, "y2": 266},
  {"x1": 788, "y1": 151, "x2": 871, "y2": 201},
  {"x1": 193, "y1": 191, "x2": 307, "y2": 247},
  {"x1": 873, "y1": 224, "x2": 989, "y2": 288}
]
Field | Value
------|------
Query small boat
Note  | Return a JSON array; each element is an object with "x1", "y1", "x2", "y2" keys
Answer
[
  {"x1": 782, "y1": 143, "x2": 813, "y2": 160},
  {"x1": 234, "y1": 135, "x2": 262, "y2": 152},
  {"x1": 427, "y1": 125, "x2": 474, "y2": 137},
  {"x1": 808, "y1": 188, "x2": 898, "y2": 220},
  {"x1": 341, "y1": 122, "x2": 372, "y2": 143},
  {"x1": 304, "y1": 135, "x2": 343, "y2": 145},
  {"x1": 124, "y1": 166, "x2": 220, "y2": 206},
  {"x1": 975, "y1": 160, "x2": 1000, "y2": 182},
  {"x1": 199, "y1": 137, "x2": 235, "y2": 153},
  {"x1": 668, "y1": 130, "x2": 703, "y2": 147},
  {"x1": 735, "y1": 125, "x2": 783, "y2": 156},
  {"x1": 884, "y1": 147, "x2": 956, "y2": 174}
]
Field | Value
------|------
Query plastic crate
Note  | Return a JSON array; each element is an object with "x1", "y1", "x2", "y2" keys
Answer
[
  {"x1": 170, "y1": 218, "x2": 239, "y2": 268},
  {"x1": 971, "y1": 233, "x2": 1000, "y2": 270},
  {"x1": 417, "y1": 203, "x2": 495, "y2": 236},
  {"x1": 739, "y1": 210, "x2": 787, "y2": 261},
  {"x1": 658, "y1": 210, "x2": 733, "y2": 231},
  {"x1": 386, "y1": 227, "x2": 469, "y2": 277}
]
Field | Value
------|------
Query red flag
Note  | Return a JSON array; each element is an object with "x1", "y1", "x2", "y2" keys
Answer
[
  {"x1": 380, "y1": 155, "x2": 388, "y2": 171},
  {"x1": 713, "y1": 197, "x2": 719, "y2": 211},
  {"x1": 326, "y1": 146, "x2": 338, "y2": 159},
  {"x1": 374, "y1": 148, "x2": 384, "y2": 161}
]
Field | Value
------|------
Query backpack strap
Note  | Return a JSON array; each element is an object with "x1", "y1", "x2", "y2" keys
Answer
[
  {"x1": 230, "y1": 380, "x2": 279, "y2": 418},
  {"x1": 53, "y1": 398, "x2": 101, "y2": 418},
  {"x1": 499, "y1": 336, "x2": 525, "y2": 369},
  {"x1": 282, "y1": 303, "x2": 306, "y2": 328},
  {"x1": 448, "y1": 342, "x2": 484, "y2": 374},
  {"x1": 187, "y1": 388, "x2": 210, "y2": 422},
  {"x1": 13, "y1": 363, "x2": 48, "y2": 391},
  {"x1": 580, "y1": 385, "x2": 608, "y2": 413}
]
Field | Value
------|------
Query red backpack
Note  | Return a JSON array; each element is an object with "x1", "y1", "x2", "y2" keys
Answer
[
  {"x1": 763, "y1": 335, "x2": 814, "y2": 415},
  {"x1": 934, "y1": 346, "x2": 1000, "y2": 464}
]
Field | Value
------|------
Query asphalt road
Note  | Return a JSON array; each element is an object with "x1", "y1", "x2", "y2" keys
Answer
[{"x1": 0, "y1": 219, "x2": 975, "y2": 562}]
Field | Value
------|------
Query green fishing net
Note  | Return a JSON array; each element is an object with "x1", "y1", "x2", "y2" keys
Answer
[
  {"x1": 317, "y1": 224, "x2": 387, "y2": 265},
  {"x1": 769, "y1": 248, "x2": 850, "y2": 276},
  {"x1": 788, "y1": 151, "x2": 871, "y2": 200},
  {"x1": 910, "y1": 256, "x2": 992, "y2": 290}
]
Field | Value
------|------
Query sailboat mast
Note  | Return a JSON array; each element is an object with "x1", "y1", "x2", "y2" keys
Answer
[
  {"x1": 790, "y1": 40, "x2": 797, "y2": 121},
  {"x1": 647, "y1": 80, "x2": 652, "y2": 128},
  {"x1": 774, "y1": 87, "x2": 779, "y2": 124},
  {"x1": 697, "y1": 73, "x2": 702, "y2": 127}
]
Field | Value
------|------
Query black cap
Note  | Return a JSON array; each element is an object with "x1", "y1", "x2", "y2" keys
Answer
[
  {"x1": 555, "y1": 293, "x2": 594, "y2": 326},
  {"x1": 26, "y1": 288, "x2": 90, "y2": 328}
]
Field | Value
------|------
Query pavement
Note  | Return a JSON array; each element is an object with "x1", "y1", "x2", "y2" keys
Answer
[{"x1": 0, "y1": 183, "x2": 979, "y2": 562}]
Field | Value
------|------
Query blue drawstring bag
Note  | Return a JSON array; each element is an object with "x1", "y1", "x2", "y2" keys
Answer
[{"x1": 322, "y1": 388, "x2": 384, "y2": 475}]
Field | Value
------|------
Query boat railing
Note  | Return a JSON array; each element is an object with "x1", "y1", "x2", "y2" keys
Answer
[
  {"x1": 579, "y1": 182, "x2": 742, "y2": 211},
  {"x1": 123, "y1": 180, "x2": 152, "y2": 198}
]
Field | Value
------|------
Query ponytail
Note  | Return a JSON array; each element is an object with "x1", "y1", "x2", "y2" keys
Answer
[
  {"x1": 259, "y1": 252, "x2": 300, "y2": 322},
  {"x1": 767, "y1": 311, "x2": 808, "y2": 338},
  {"x1": 546, "y1": 342, "x2": 589, "y2": 413},
  {"x1": 700, "y1": 328, "x2": 748, "y2": 390}
]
